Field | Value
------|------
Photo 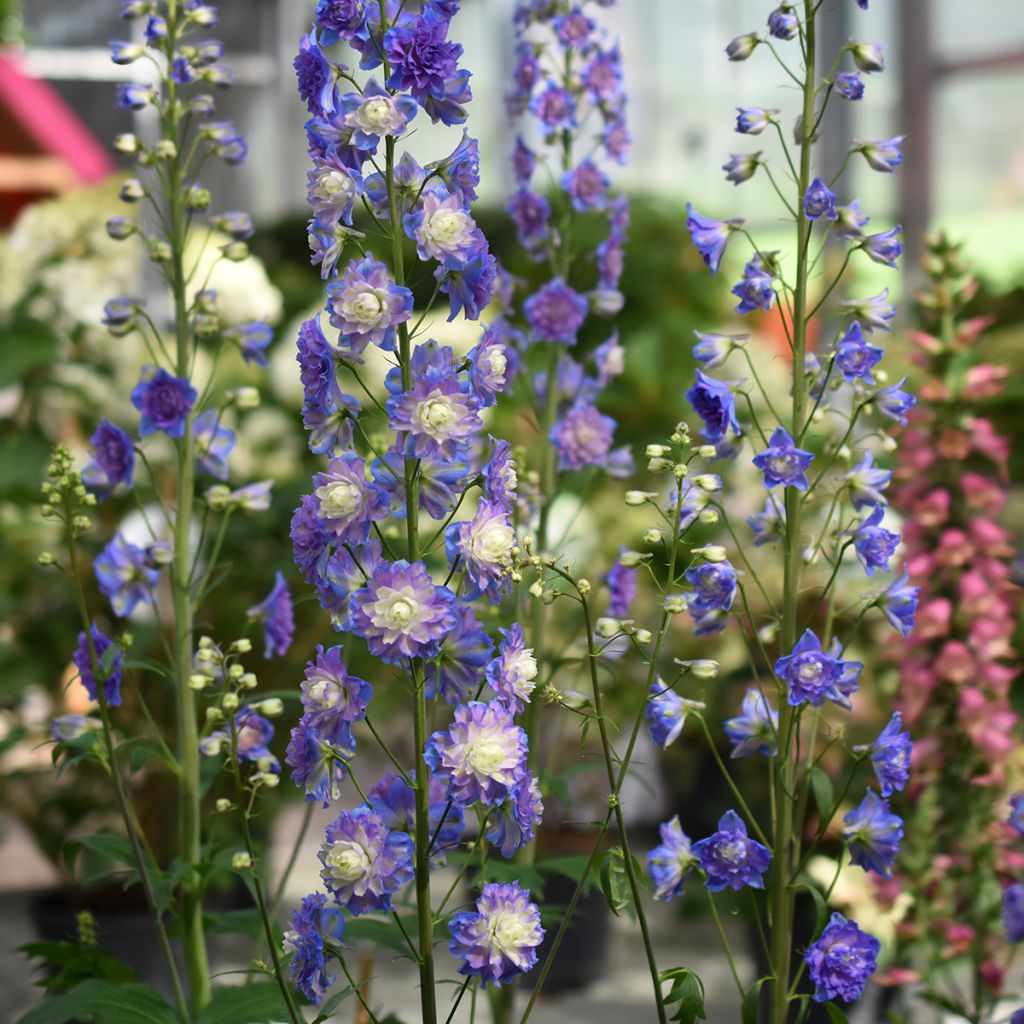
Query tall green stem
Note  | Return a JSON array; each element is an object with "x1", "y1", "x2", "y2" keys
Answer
[
  {"x1": 163, "y1": 0, "x2": 210, "y2": 1009},
  {"x1": 385, "y1": 127, "x2": 438, "y2": 1024},
  {"x1": 769, "y1": 6, "x2": 816, "y2": 1022}
]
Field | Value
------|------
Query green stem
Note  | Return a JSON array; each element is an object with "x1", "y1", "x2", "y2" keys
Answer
[
  {"x1": 769, "y1": 7, "x2": 816, "y2": 1022},
  {"x1": 706, "y1": 891, "x2": 745, "y2": 998}
]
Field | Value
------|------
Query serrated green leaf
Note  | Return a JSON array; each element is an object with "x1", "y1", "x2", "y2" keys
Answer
[
  {"x1": 312, "y1": 987, "x2": 354, "y2": 1024},
  {"x1": 741, "y1": 976, "x2": 769, "y2": 1024},
  {"x1": 664, "y1": 968, "x2": 706, "y2": 1024},
  {"x1": 598, "y1": 846, "x2": 630, "y2": 917},
  {"x1": 197, "y1": 983, "x2": 290, "y2": 1024},
  {"x1": 18, "y1": 980, "x2": 176, "y2": 1024},
  {"x1": 809, "y1": 767, "x2": 835, "y2": 828}
]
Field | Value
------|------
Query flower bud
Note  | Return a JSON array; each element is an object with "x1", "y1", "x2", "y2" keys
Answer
[
  {"x1": 758, "y1": 622, "x2": 779, "y2": 644},
  {"x1": 699, "y1": 508, "x2": 720, "y2": 525},
  {"x1": 697, "y1": 445, "x2": 718, "y2": 459},
  {"x1": 231, "y1": 638, "x2": 253, "y2": 654},
  {"x1": 37, "y1": 551, "x2": 55, "y2": 566},
  {"x1": 726, "y1": 32, "x2": 760, "y2": 61},
  {"x1": 648, "y1": 457, "x2": 673, "y2": 472},
  {"x1": 114, "y1": 133, "x2": 139, "y2": 154},
  {"x1": 528, "y1": 580, "x2": 544, "y2": 598},
  {"x1": 216, "y1": 798, "x2": 232, "y2": 813},
  {"x1": 231, "y1": 851, "x2": 252, "y2": 870},
  {"x1": 257, "y1": 771, "x2": 280, "y2": 788},
  {"x1": 596, "y1": 618, "x2": 620, "y2": 639},
  {"x1": 119, "y1": 179, "x2": 145, "y2": 203},
  {"x1": 618, "y1": 550, "x2": 645, "y2": 568},
  {"x1": 154, "y1": 139, "x2": 178, "y2": 161},
  {"x1": 850, "y1": 42, "x2": 885, "y2": 73},
  {"x1": 696, "y1": 545, "x2": 728, "y2": 563},
  {"x1": 240, "y1": 672, "x2": 258, "y2": 689},
  {"x1": 646, "y1": 444, "x2": 672, "y2": 458},
  {"x1": 189, "y1": 674, "x2": 210, "y2": 691},
  {"x1": 258, "y1": 698, "x2": 283, "y2": 717},
  {"x1": 634, "y1": 628, "x2": 653, "y2": 644},
  {"x1": 197, "y1": 648, "x2": 214, "y2": 663},
  {"x1": 222, "y1": 241, "x2": 250, "y2": 262},
  {"x1": 222, "y1": 692, "x2": 239, "y2": 711},
  {"x1": 147, "y1": 238, "x2": 172, "y2": 262},
  {"x1": 233, "y1": 386, "x2": 260, "y2": 410},
  {"x1": 695, "y1": 474, "x2": 722, "y2": 491},
  {"x1": 205, "y1": 707, "x2": 224, "y2": 722},
  {"x1": 106, "y1": 216, "x2": 136, "y2": 240},
  {"x1": 577, "y1": 579, "x2": 591, "y2": 595},
  {"x1": 690, "y1": 660, "x2": 720, "y2": 680},
  {"x1": 673, "y1": 463, "x2": 689, "y2": 479},
  {"x1": 663, "y1": 594, "x2": 687, "y2": 614},
  {"x1": 643, "y1": 528, "x2": 664, "y2": 544},
  {"x1": 625, "y1": 490, "x2": 657, "y2": 506}
]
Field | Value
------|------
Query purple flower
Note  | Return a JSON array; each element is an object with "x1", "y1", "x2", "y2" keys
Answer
[
  {"x1": 646, "y1": 681, "x2": 700, "y2": 750},
  {"x1": 775, "y1": 629, "x2": 862, "y2": 708},
  {"x1": 437, "y1": 251, "x2": 497, "y2": 321},
  {"x1": 508, "y1": 188, "x2": 551, "y2": 249},
  {"x1": 550, "y1": 402, "x2": 616, "y2": 472},
  {"x1": 723, "y1": 152, "x2": 761, "y2": 185},
  {"x1": 531, "y1": 81, "x2": 575, "y2": 131},
  {"x1": 685, "y1": 561, "x2": 737, "y2": 614},
  {"x1": 726, "y1": 33, "x2": 760, "y2": 61},
  {"x1": 873, "y1": 376, "x2": 915, "y2": 424},
  {"x1": 428, "y1": 130, "x2": 480, "y2": 203},
  {"x1": 300, "y1": 644, "x2": 372, "y2": 739},
  {"x1": 369, "y1": 770, "x2": 465, "y2": 856},
  {"x1": 247, "y1": 571, "x2": 295, "y2": 658},
  {"x1": 131, "y1": 366, "x2": 196, "y2": 438},
  {"x1": 1005, "y1": 884, "x2": 1024, "y2": 943},
  {"x1": 294, "y1": 32, "x2": 340, "y2": 117},
  {"x1": 851, "y1": 41, "x2": 885, "y2": 72},
  {"x1": 835, "y1": 71, "x2": 864, "y2": 100},
  {"x1": 467, "y1": 329, "x2": 510, "y2": 406},
  {"x1": 857, "y1": 136, "x2": 904, "y2": 172},
  {"x1": 844, "y1": 790, "x2": 903, "y2": 877},
  {"x1": 312, "y1": 452, "x2": 389, "y2": 545},
  {"x1": 449, "y1": 882, "x2": 543, "y2": 988},
  {"x1": 735, "y1": 107, "x2": 777, "y2": 135},
  {"x1": 424, "y1": 700, "x2": 527, "y2": 807},
  {"x1": 767, "y1": 5, "x2": 798, "y2": 40},
  {"x1": 283, "y1": 892, "x2": 345, "y2": 1004},
  {"x1": 834, "y1": 321, "x2": 883, "y2": 383},
  {"x1": 724, "y1": 689, "x2": 779, "y2": 758},
  {"x1": 694, "y1": 810, "x2": 771, "y2": 892},
  {"x1": 315, "y1": 0, "x2": 366, "y2": 45},
  {"x1": 319, "y1": 805, "x2": 414, "y2": 915},
  {"x1": 805, "y1": 914, "x2": 879, "y2": 1002},
  {"x1": 291, "y1": 494, "x2": 330, "y2": 584},
  {"x1": 94, "y1": 533, "x2": 161, "y2": 617},
  {"x1": 52, "y1": 714, "x2": 101, "y2": 742},
  {"x1": 686, "y1": 203, "x2": 743, "y2": 274},
  {"x1": 1009, "y1": 793, "x2": 1024, "y2": 835},
  {"x1": 233, "y1": 707, "x2": 277, "y2": 763},
  {"x1": 224, "y1": 321, "x2": 273, "y2": 367},
  {"x1": 116, "y1": 83, "x2": 156, "y2": 110},
  {"x1": 524, "y1": 279, "x2": 588, "y2": 345},
  {"x1": 511, "y1": 136, "x2": 536, "y2": 184},
  {"x1": 388, "y1": 371, "x2": 481, "y2": 461},
  {"x1": 320, "y1": 539, "x2": 384, "y2": 622},
  {"x1": 804, "y1": 177, "x2": 838, "y2": 221},
  {"x1": 424, "y1": 606, "x2": 493, "y2": 704},
  {"x1": 583, "y1": 45, "x2": 623, "y2": 103},
  {"x1": 385, "y1": 6, "x2": 462, "y2": 103},
  {"x1": 193, "y1": 409, "x2": 235, "y2": 480},
  {"x1": 842, "y1": 453, "x2": 892, "y2": 509},
  {"x1": 605, "y1": 556, "x2": 637, "y2": 618},
  {"x1": 732, "y1": 254, "x2": 776, "y2": 314},
  {"x1": 746, "y1": 494, "x2": 784, "y2": 547},
  {"x1": 72, "y1": 626, "x2": 123, "y2": 707},
  {"x1": 686, "y1": 370, "x2": 740, "y2": 443},
  {"x1": 483, "y1": 438, "x2": 518, "y2": 508},
  {"x1": 82, "y1": 420, "x2": 135, "y2": 497},
  {"x1": 421, "y1": 67, "x2": 473, "y2": 126},
  {"x1": 562, "y1": 159, "x2": 610, "y2": 212},
  {"x1": 752, "y1": 427, "x2": 814, "y2": 490},
  {"x1": 868, "y1": 712, "x2": 911, "y2": 797},
  {"x1": 405, "y1": 185, "x2": 483, "y2": 264},
  {"x1": 326, "y1": 256, "x2": 414, "y2": 355},
  {"x1": 286, "y1": 717, "x2": 353, "y2": 806},
  {"x1": 446, "y1": 499, "x2": 514, "y2": 602},
  {"x1": 647, "y1": 816, "x2": 698, "y2": 901},
  {"x1": 878, "y1": 571, "x2": 919, "y2": 637},
  {"x1": 485, "y1": 623, "x2": 538, "y2": 714},
  {"x1": 852, "y1": 505, "x2": 899, "y2": 575},
  {"x1": 839, "y1": 289, "x2": 895, "y2": 333},
  {"x1": 338, "y1": 77, "x2": 418, "y2": 149},
  {"x1": 861, "y1": 226, "x2": 903, "y2": 269},
  {"x1": 486, "y1": 771, "x2": 543, "y2": 857},
  {"x1": 349, "y1": 559, "x2": 457, "y2": 663},
  {"x1": 836, "y1": 200, "x2": 870, "y2": 240}
]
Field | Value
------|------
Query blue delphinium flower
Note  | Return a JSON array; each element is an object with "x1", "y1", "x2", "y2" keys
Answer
[
  {"x1": 294, "y1": 31, "x2": 341, "y2": 117},
  {"x1": 852, "y1": 505, "x2": 900, "y2": 575},
  {"x1": 747, "y1": 493, "x2": 785, "y2": 547},
  {"x1": 312, "y1": 452, "x2": 389, "y2": 544},
  {"x1": 868, "y1": 712, "x2": 912, "y2": 797},
  {"x1": 282, "y1": 892, "x2": 345, "y2": 1004},
  {"x1": 857, "y1": 135, "x2": 905, "y2": 172},
  {"x1": 82, "y1": 420, "x2": 135, "y2": 497},
  {"x1": 319, "y1": 805, "x2": 414, "y2": 915},
  {"x1": 752, "y1": 427, "x2": 814, "y2": 490},
  {"x1": 694, "y1": 810, "x2": 771, "y2": 892},
  {"x1": 861, "y1": 226, "x2": 903, "y2": 269},
  {"x1": 872, "y1": 376, "x2": 915, "y2": 424},
  {"x1": 605, "y1": 555, "x2": 637, "y2": 618},
  {"x1": 686, "y1": 203, "x2": 743, "y2": 274},
  {"x1": 523, "y1": 278, "x2": 589, "y2": 344},
  {"x1": 645, "y1": 680, "x2": 691, "y2": 750},
  {"x1": 131, "y1": 366, "x2": 196, "y2": 438},
  {"x1": 839, "y1": 288, "x2": 896, "y2": 332},
  {"x1": 550, "y1": 402, "x2": 617, "y2": 472},
  {"x1": 685, "y1": 561, "x2": 737, "y2": 615},
  {"x1": 369, "y1": 771, "x2": 466, "y2": 857},
  {"x1": 193, "y1": 409, "x2": 235, "y2": 480},
  {"x1": 223, "y1": 321, "x2": 273, "y2": 367},
  {"x1": 387, "y1": 370, "x2": 482, "y2": 461},
  {"x1": 878, "y1": 571, "x2": 920, "y2": 637},
  {"x1": 686, "y1": 370, "x2": 740, "y2": 443},
  {"x1": 835, "y1": 200, "x2": 870, "y2": 240},
  {"x1": 724, "y1": 689, "x2": 779, "y2": 758},
  {"x1": 485, "y1": 623, "x2": 538, "y2": 714},
  {"x1": 94, "y1": 532, "x2": 161, "y2": 617},
  {"x1": 647, "y1": 816, "x2": 698, "y2": 900},
  {"x1": 486, "y1": 771, "x2": 543, "y2": 857},
  {"x1": 735, "y1": 107, "x2": 777, "y2": 136},
  {"x1": 1009, "y1": 793, "x2": 1024, "y2": 835},
  {"x1": 843, "y1": 790, "x2": 903, "y2": 877},
  {"x1": 722, "y1": 152, "x2": 762, "y2": 185},
  {"x1": 805, "y1": 913, "x2": 879, "y2": 1002},
  {"x1": 286, "y1": 718, "x2": 353, "y2": 806},
  {"x1": 385, "y1": 6, "x2": 462, "y2": 102},
  {"x1": 325, "y1": 256, "x2": 414, "y2": 355},
  {"x1": 767, "y1": 5, "x2": 798, "y2": 41},
  {"x1": 693, "y1": 331, "x2": 745, "y2": 369},
  {"x1": 72, "y1": 626, "x2": 124, "y2": 707},
  {"x1": 300, "y1": 644, "x2": 372, "y2": 740},
  {"x1": 842, "y1": 452, "x2": 892, "y2": 509},
  {"x1": 349, "y1": 560, "x2": 457, "y2": 664},
  {"x1": 732, "y1": 253, "x2": 776, "y2": 314},
  {"x1": 834, "y1": 321, "x2": 883, "y2": 383},
  {"x1": 835, "y1": 70, "x2": 864, "y2": 100},
  {"x1": 448, "y1": 882, "x2": 544, "y2": 988},
  {"x1": 247, "y1": 570, "x2": 295, "y2": 658},
  {"x1": 775, "y1": 629, "x2": 862, "y2": 708},
  {"x1": 563, "y1": 158, "x2": 610, "y2": 212},
  {"x1": 803, "y1": 177, "x2": 838, "y2": 221},
  {"x1": 423, "y1": 606, "x2": 493, "y2": 704},
  {"x1": 1005, "y1": 884, "x2": 1024, "y2": 942},
  {"x1": 424, "y1": 700, "x2": 527, "y2": 807}
]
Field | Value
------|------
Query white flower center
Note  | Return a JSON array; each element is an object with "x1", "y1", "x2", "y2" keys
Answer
[
  {"x1": 417, "y1": 396, "x2": 456, "y2": 435},
  {"x1": 797, "y1": 659, "x2": 823, "y2": 682},
  {"x1": 325, "y1": 840, "x2": 370, "y2": 882},
  {"x1": 467, "y1": 735, "x2": 508, "y2": 777},
  {"x1": 489, "y1": 909, "x2": 533, "y2": 957},
  {"x1": 508, "y1": 650, "x2": 537, "y2": 683},
  {"x1": 471, "y1": 519, "x2": 514, "y2": 566},
  {"x1": 383, "y1": 596, "x2": 415, "y2": 628},
  {"x1": 306, "y1": 673, "x2": 342, "y2": 709},
  {"x1": 317, "y1": 478, "x2": 363, "y2": 518},
  {"x1": 718, "y1": 840, "x2": 747, "y2": 866},
  {"x1": 347, "y1": 289, "x2": 384, "y2": 324},
  {"x1": 320, "y1": 170, "x2": 354, "y2": 199},
  {"x1": 360, "y1": 96, "x2": 394, "y2": 128},
  {"x1": 425, "y1": 208, "x2": 471, "y2": 249},
  {"x1": 483, "y1": 348, "x2": 507, "y2": 379}
]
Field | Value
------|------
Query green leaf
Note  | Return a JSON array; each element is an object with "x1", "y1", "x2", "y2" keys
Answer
[
  {"x1": 204, "y1": 908, "x2": 263, "y2": 940},
  {"x1": 18, "y1": 980, "x2": 176, "y2": 1024},
  {"x1": 598, "y1": 845, "x2": 630, "y2": 917},
  {"x1": 64, "y1": 833, "x2": 137, "y2": 887},
  {"x1": 197, "y1": 982, "x2": 290, "y2": 1024},
  {"x1": 809, "y1": 766, "x2": 835, "y2": 827},
  {"x1": 662, "y1": 967, "x2": 707, "y2": 1024},
  {"x1": 344, "y1": 916, "x2": 417, "y2": 957},
  {"x1": 19, "y1": 941, "x2": 137, "y2": 991},
  {"x1": 823, "y1": 1003, "x2": 850, "y2": 1024},
  {"x1": 741, "y1": 977, "x2": 769, "y2": 1024},
  {"x1": 0, "y1": 319, "x2": 58, "y2": 388},
  {"x1": 312, "y1": 987, "x2": 354, "y2": 1024},
  {"x1": 796, "y1": 882, "x2": 830, "y2": 938},
  {"x1": 793, "y1": 994, "x2": 812, "y2": 1024}
]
